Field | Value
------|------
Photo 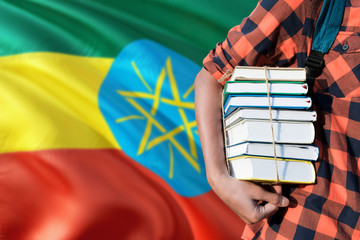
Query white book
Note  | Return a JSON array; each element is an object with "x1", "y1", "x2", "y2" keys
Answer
[
  {"x1": 229, "y1": 66, "x2": 306, "y2": 82},
  {"x1": 224, "y1": 81, "x2": 308, "y2": 95},
  {"x1": 228, "y1": 156, "x2": 316, "y2": 184},
  {"x1": 225, "y1": 108, "x2": 317, "y2": 128},
  {"x1": 223, "y1": 95, "x2": 312, "y2": 117},
  {"x1": 225, "y1": 119, "x2": 315, "y2": 145},
  {"x1": 226, "y1": 142, "x2": 319, "y2": 161}
]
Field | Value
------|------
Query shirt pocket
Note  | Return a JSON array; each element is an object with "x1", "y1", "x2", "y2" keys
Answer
[{"x1": 315, "y1": 31, "x2": 360, "y2": 98}]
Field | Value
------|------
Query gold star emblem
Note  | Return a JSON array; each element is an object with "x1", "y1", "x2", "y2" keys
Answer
[{"x1": 115, "y1": 57, "x2": 199, "y2": 178}]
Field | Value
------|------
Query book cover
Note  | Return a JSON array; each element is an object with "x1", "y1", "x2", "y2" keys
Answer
[
  {"x1": 225, "y1": 108, "x2": 317, "y2": 128},
  {"x1": 223, "y1": 95, "x2": 312, "y2": 117},
  {"x1": 226, "y1": 142, "x2": 319, "y2": 161},
  {"x1": 225, "y1": 119, "x2": 315, "y2": 145},
  {"x1": 224, "y1": 81, "x2": 308, "y2": 97},
  {"x1": 229, "y1": 66, "x2": 306, "y2": 82},
  {"x1": 228, "y1": 156, "x2": 316, "y2": 184}
]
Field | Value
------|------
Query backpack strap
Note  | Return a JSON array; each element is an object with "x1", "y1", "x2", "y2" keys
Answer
[{"x1": 305, "y1": 0, "x2": 346, "y2": 81}]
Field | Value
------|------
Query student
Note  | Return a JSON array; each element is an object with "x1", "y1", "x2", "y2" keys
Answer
[{"x1": 194, "y1": 0, "x2": 360, "y2": 239}]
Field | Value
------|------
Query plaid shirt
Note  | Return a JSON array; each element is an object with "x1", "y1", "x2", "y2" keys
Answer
[{"x1": 203, "y1": 0, "x2": 360, "y2": 239}]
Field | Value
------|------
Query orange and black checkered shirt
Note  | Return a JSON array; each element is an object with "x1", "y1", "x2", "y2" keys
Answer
[{"x1": 203, "y1": 0, "x2": 360, "y2": 239}]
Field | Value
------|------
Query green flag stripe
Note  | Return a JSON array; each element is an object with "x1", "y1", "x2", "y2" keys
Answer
[{"x1": 0, "y1": 0, "x2": 256, "y2": 63}]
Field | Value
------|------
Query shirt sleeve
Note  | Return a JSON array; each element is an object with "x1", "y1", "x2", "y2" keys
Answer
[{"x1": 203, "y1": 0, "x2": 312, "y2": 82}]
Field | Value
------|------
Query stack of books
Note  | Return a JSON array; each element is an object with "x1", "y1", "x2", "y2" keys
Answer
[{"x1": 222, "y1": 66, "x2": 319, "y2": 184}]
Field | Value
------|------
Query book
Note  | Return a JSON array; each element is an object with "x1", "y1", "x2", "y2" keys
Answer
[
  {"x1": 224, "y1": 81, "x2": 308, "y2": 96},
  {"x1": 226, "y1": 142, "x2": 319, "y2": 161},
  {"x1": 225, "y1": 108, "x2": 317, "y2": 128},
  {"x1": 228, "y1": 156, "x2": 316, "y2": 184},
  {"x1": 222, "y1": 66, "x2": 317, "y2": 185},
  {"x1": 229, "y1": 66, "x2": 306, "y2": 82},
  {"x1": 223, "y1": 95, "x2": 312, "y2": 117},
  {"x1": 225, "y1": 119, "x2": 315, "y2": 145}
]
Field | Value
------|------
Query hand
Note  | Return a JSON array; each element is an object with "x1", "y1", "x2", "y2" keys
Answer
[{"x1": 210, "y1": 174, "x2": 289, "y2": 224}]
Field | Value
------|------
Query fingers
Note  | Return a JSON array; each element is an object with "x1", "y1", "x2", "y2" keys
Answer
[
  {"x1": 241, "y1": 184, "x2": 289, "y2": 224},
  {"x1": 260, "y1": 187, "x2": 289, "y2": 207},
  {"x1": 211, "y1": 177, "x2": 290, "y2": 225}
]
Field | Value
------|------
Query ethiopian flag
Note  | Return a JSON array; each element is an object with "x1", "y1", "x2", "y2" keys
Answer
[{"x1": 0, "y1": 1, "x2": 256, "y2": 239}]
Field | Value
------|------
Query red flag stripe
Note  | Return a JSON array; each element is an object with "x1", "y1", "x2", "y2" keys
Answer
[{"x1": 0, "y1": 149, "x2": 244, "y2": 240}]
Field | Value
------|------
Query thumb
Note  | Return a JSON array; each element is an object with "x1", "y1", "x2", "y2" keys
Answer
[
  {"x1": 262, "y1": 190, "x2": 289, "y2": 207},
  {"x1": 273, "y1": 184, "x2": 282, "y2": 194}
]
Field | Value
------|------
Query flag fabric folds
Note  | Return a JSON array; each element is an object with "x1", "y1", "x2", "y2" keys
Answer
[{"x1": 0, "y1": 1, "x2": 257, "y2": 239}]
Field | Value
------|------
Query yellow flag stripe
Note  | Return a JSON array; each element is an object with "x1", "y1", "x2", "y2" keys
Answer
[{"x1": 0, "y1": 52, "x2": 119, "y2": 153}]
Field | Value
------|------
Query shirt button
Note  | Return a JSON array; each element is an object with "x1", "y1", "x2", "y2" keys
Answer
[{"x1": 342, "y1": 43, "x2": 349, "y2": 51}]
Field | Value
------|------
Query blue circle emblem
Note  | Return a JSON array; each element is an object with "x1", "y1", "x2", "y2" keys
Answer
[{"x1": 98, "y1": 39, "x2": 210, "y2": 196}]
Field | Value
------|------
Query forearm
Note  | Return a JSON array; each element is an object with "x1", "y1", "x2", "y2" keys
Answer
[
  {"x1": 194, "y1": 68, "x2": 229, "y2": 186},
  {"x1": 194, "y1": 68, "x2": 289, "y2": 224}
]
